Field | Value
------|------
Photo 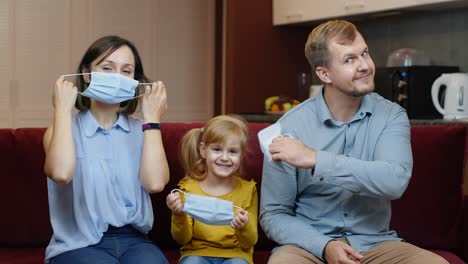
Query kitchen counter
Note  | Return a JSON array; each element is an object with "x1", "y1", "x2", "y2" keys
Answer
[
  {"x1": 410, "y1": 119, "x2": 468, "y2": 126},
  {"x1": 237, "y1": 113, "x2": 468, "y2": 126}
]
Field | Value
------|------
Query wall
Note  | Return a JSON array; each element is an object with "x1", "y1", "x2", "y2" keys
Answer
[
  {"x1": 222, "y1": 3, "x2": 468, "y2": 114},
  {"x1": 356, "y1": 7, "x2": 468, "y2": 71},
  {"x1": 223, "y1": 0, "x2": 310, "y2": 115},
  {"x1": 0, "y1": 0, "x2": 215, "y2": 128}
]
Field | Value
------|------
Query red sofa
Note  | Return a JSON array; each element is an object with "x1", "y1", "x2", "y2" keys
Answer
[{"x1": 0, "y1": 123, "x2": 467, "y2": 263}]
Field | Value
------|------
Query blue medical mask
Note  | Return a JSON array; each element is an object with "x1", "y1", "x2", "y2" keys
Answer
[
  {"x1": 172, "y1": 189, "x2": 244, "y2": 226},
  {"x1": 63, "y1": 72, "x2": 151, "y2": 104}
]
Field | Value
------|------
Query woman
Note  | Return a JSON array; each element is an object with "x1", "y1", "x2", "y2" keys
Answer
[{"x1": 43, "y1": 35, "x2": 170, "y2": 264}]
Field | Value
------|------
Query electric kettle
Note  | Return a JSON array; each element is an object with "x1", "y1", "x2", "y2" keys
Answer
[{"x1": 431, "y1": 73, "x2": 468, "y2": 119}]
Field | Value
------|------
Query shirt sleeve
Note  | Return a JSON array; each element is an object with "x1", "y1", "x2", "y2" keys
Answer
[
  {"x1": 314, "y1": 106, "x2": 413, "y2": 200},
  {"x1": 235, "y1": 182, "x2": 258, "y2": 249},
  {"x1": 170, "y1": 178, "x2": 194, "y2": 245},
  {"x1": 171, "y1": 212, "x2": 193, "y2": 245},
  {"x1": 260, "y1": 156, "x2": 332, "y2": 260}
]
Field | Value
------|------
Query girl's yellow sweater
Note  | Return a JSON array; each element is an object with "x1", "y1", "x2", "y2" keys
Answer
[{"x1": 171, "y1": 177, "x2": 258, "y2": 264}]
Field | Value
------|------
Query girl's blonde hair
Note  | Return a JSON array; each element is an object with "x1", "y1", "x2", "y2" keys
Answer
[{"x1": 180, "y1": 115, "x2": 248, "y2": 180}]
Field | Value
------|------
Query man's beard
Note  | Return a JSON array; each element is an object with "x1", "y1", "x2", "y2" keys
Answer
[{"x1": 351, "y1": 83, "x2": 375, "y2": 97}]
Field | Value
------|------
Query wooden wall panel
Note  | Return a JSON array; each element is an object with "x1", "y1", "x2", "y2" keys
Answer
[
  {"x1": 0, "y1": 0, "x2": 11, "y2": 127},
  {"x1": 223, "y1": 0, "x2": 311, "y2": 114},
  {"x1": 0, "y1": 0, "x2": 215, "y2": 128}
]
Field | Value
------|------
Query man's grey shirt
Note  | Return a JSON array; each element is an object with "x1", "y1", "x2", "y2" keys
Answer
[{"x1": 259, "y1": 90, "x2": 413, "y2": 259}]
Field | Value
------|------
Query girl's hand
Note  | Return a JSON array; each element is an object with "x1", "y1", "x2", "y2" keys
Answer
[
  {"x1": 166, "y1": 192, "x2": 184, "y2": 215},
  {"x1": 142, "y1": 81, "x2": 167, "y2": 123},
  {"x1": 54, "y1": 76, "x2": 77, "y2": 112},
  {"x1": 231, "y1": 208, "x2": 249, "y2": 229}
]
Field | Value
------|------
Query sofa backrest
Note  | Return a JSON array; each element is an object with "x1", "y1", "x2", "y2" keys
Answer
[
  {"x1": 0, "y1": 124, "x2": 465, "y2": 254},
  {"x1": 0, "y1": 128, "x2": 50, "y2": 247},
  {"x1": 390, "y1": 125, "x2": 466, "y2": 252}
]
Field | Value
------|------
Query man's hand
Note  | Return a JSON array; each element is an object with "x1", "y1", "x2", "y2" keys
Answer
[
  {"x1": 324, "y1": 240, "x2": 364, "y2": 264},
  {"x1": 269, "y1": 136, "x2": 317, "y2": 168}
]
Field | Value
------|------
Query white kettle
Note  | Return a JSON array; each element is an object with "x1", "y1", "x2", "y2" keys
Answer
[{"x1": 431, "y1": 73, "x2": 468, "y2": 119}]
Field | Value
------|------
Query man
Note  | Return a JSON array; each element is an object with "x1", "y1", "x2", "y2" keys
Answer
[{"x1": 259, "y1": 20, "x2": 448, "y2": 264}]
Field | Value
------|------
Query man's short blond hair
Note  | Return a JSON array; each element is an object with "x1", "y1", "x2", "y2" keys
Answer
[{"x1": 305, "y1": 20, "x2": 358, "y2": 71}]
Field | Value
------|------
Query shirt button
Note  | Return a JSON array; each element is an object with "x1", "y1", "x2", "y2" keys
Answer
[
  {"x1": 347, "y1": 124, "x2": 351, "y2": 127},
  {"x1": 320, "y1": 177, "x2": 324, "y2": 181},
  {"x1": 344, "y1": 213, "x2": 348, "y2": 217},
  {"x1": 360, "y1": 112, "x2": 364, "y2": 116}
]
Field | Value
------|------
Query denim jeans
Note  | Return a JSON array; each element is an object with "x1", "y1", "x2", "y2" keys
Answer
[
  {"x1": 49, "y1": 225, "x2": 168, "y2": 264},
  {"x1": 180, "y1": 256, "x2": 248, "y2": 264}
]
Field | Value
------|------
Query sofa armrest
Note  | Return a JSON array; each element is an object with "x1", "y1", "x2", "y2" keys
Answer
[{"x1": 463, "y1": 195, "x2": 468, "y2": 262}]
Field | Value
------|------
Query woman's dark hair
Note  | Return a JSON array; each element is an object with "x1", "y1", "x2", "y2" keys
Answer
[{"x1": 74, "y1": 35, "x2": 149, "y2": 114}]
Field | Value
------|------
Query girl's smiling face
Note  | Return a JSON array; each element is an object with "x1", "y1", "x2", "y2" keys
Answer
[{"x1": 201, "y1": 134, "x2": 242, "y2": 180}]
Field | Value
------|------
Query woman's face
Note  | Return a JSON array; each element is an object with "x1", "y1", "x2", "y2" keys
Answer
[{"x1": 90, "y1": 45, "x2": 136, "y2": 79}]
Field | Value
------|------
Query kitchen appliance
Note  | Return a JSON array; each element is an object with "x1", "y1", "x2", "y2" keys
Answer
[
  {"x1": 431, "y1": 73, "x2": 468, "y2": 119},
  {"x1": 386, "y1": 48, "x2": 430, "y2": 67},
  {"x1": 374, "y1": 66, "x2": 459, "y2": 119}
]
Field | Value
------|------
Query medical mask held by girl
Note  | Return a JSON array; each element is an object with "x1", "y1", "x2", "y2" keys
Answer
[
  {"x1": 63, "y1": 72, "x2": 150, "y2": 104},
  {"x1": 166, "y1": 115, "x2": 258, "y2": 264},
  {"x1": 170, "y1": 189, "x2": 244, "y2": 226}
]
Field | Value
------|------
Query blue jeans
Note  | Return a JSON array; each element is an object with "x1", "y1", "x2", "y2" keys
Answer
[
  {"x1": 180, "y1": 256, "x2": 248, "y2": 264},
  {"x1": 49, "y1": 225, "x2": 168, "y2": 264}
]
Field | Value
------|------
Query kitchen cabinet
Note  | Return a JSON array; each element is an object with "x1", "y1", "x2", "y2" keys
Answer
[{"x1": 273, "y1": 0, "x2": 467, "y2": 25}]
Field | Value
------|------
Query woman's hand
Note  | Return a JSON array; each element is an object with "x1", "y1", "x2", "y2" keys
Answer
[
  {"x1": 142, "y1": 81, "x2": 167, "y2": 123},
  {"x1": 166, "y1": 192, "x2": 184, "y2": 215},
  {"x1": 54, "y1": 76, "x2": 77, "y2": 112},
  {"x1": 231, "y1": 208, "x2": 249, "y2": 229}
]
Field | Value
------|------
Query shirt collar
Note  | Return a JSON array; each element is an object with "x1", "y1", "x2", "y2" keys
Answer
[
  {"x1": 315, "y1": 89, "x2": 374, "y2": 127},
  {"x1": 315, "y1": 89, "x2": 333, "y2": 125},
  {"x1": 80, "y1": 110, "x2": 130, "y2": 137}
]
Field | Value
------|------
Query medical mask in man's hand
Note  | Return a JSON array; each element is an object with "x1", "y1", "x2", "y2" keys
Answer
[
  {"x1": 171, "y1": 189, "x2": 243, "y2": 226},
  {"x1": 258, "y1": 122, "x2": 282, "y2": 160},
  {"x1": 62, "y1": 72, "x2": 150, "y2": 104}
]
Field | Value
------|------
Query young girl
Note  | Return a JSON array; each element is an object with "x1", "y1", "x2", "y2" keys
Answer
[
  {"x1": 43, "y1": 36, "x2": 169, "y2": 264},
  {"x1": 166, "y1": 115, "x2": 258, "y2": 264}
]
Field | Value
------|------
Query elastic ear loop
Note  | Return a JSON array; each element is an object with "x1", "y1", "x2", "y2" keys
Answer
[
  {"x1": 61, "y1": 73, "x2": 153, "y2": 98},
  {"x1": 171, "y1": 189, "x2": 247, "y2": 215},
  {"x1": 171, "y1": 189, "x2": 186, "y2": 195}
]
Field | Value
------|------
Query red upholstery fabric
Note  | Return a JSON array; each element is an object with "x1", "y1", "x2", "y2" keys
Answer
[
  {"x1": 0, "y1": 124, "x2": 466, "y2": 263},
  {"x1": 0, "y1": 129, "x2": 20, "y2": 245},
  {"x1": 431, "y1": 250, "x2": 467, "y2": 263},
  {"x1": 390, "y1": 126, "x2": 466, "y2": 252},
  {"x1": 14, "y1": 128, "x2": 51, "y2": 246},
  {"x1": 463, "y1": 195, "x2": 468, "y2": 261},
  {"x1": 0, "y1": 248, "x2": 45, "y2": 264}
]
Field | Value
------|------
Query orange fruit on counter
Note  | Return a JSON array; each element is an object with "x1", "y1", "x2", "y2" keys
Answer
[{"x1": 271, "y1": 104, "x2": 280, "y2": 112}]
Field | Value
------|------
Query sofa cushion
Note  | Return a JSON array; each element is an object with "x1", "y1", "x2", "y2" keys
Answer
[{"x1": 390, "y1": 125, "x2": 466, "y2": 252}]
